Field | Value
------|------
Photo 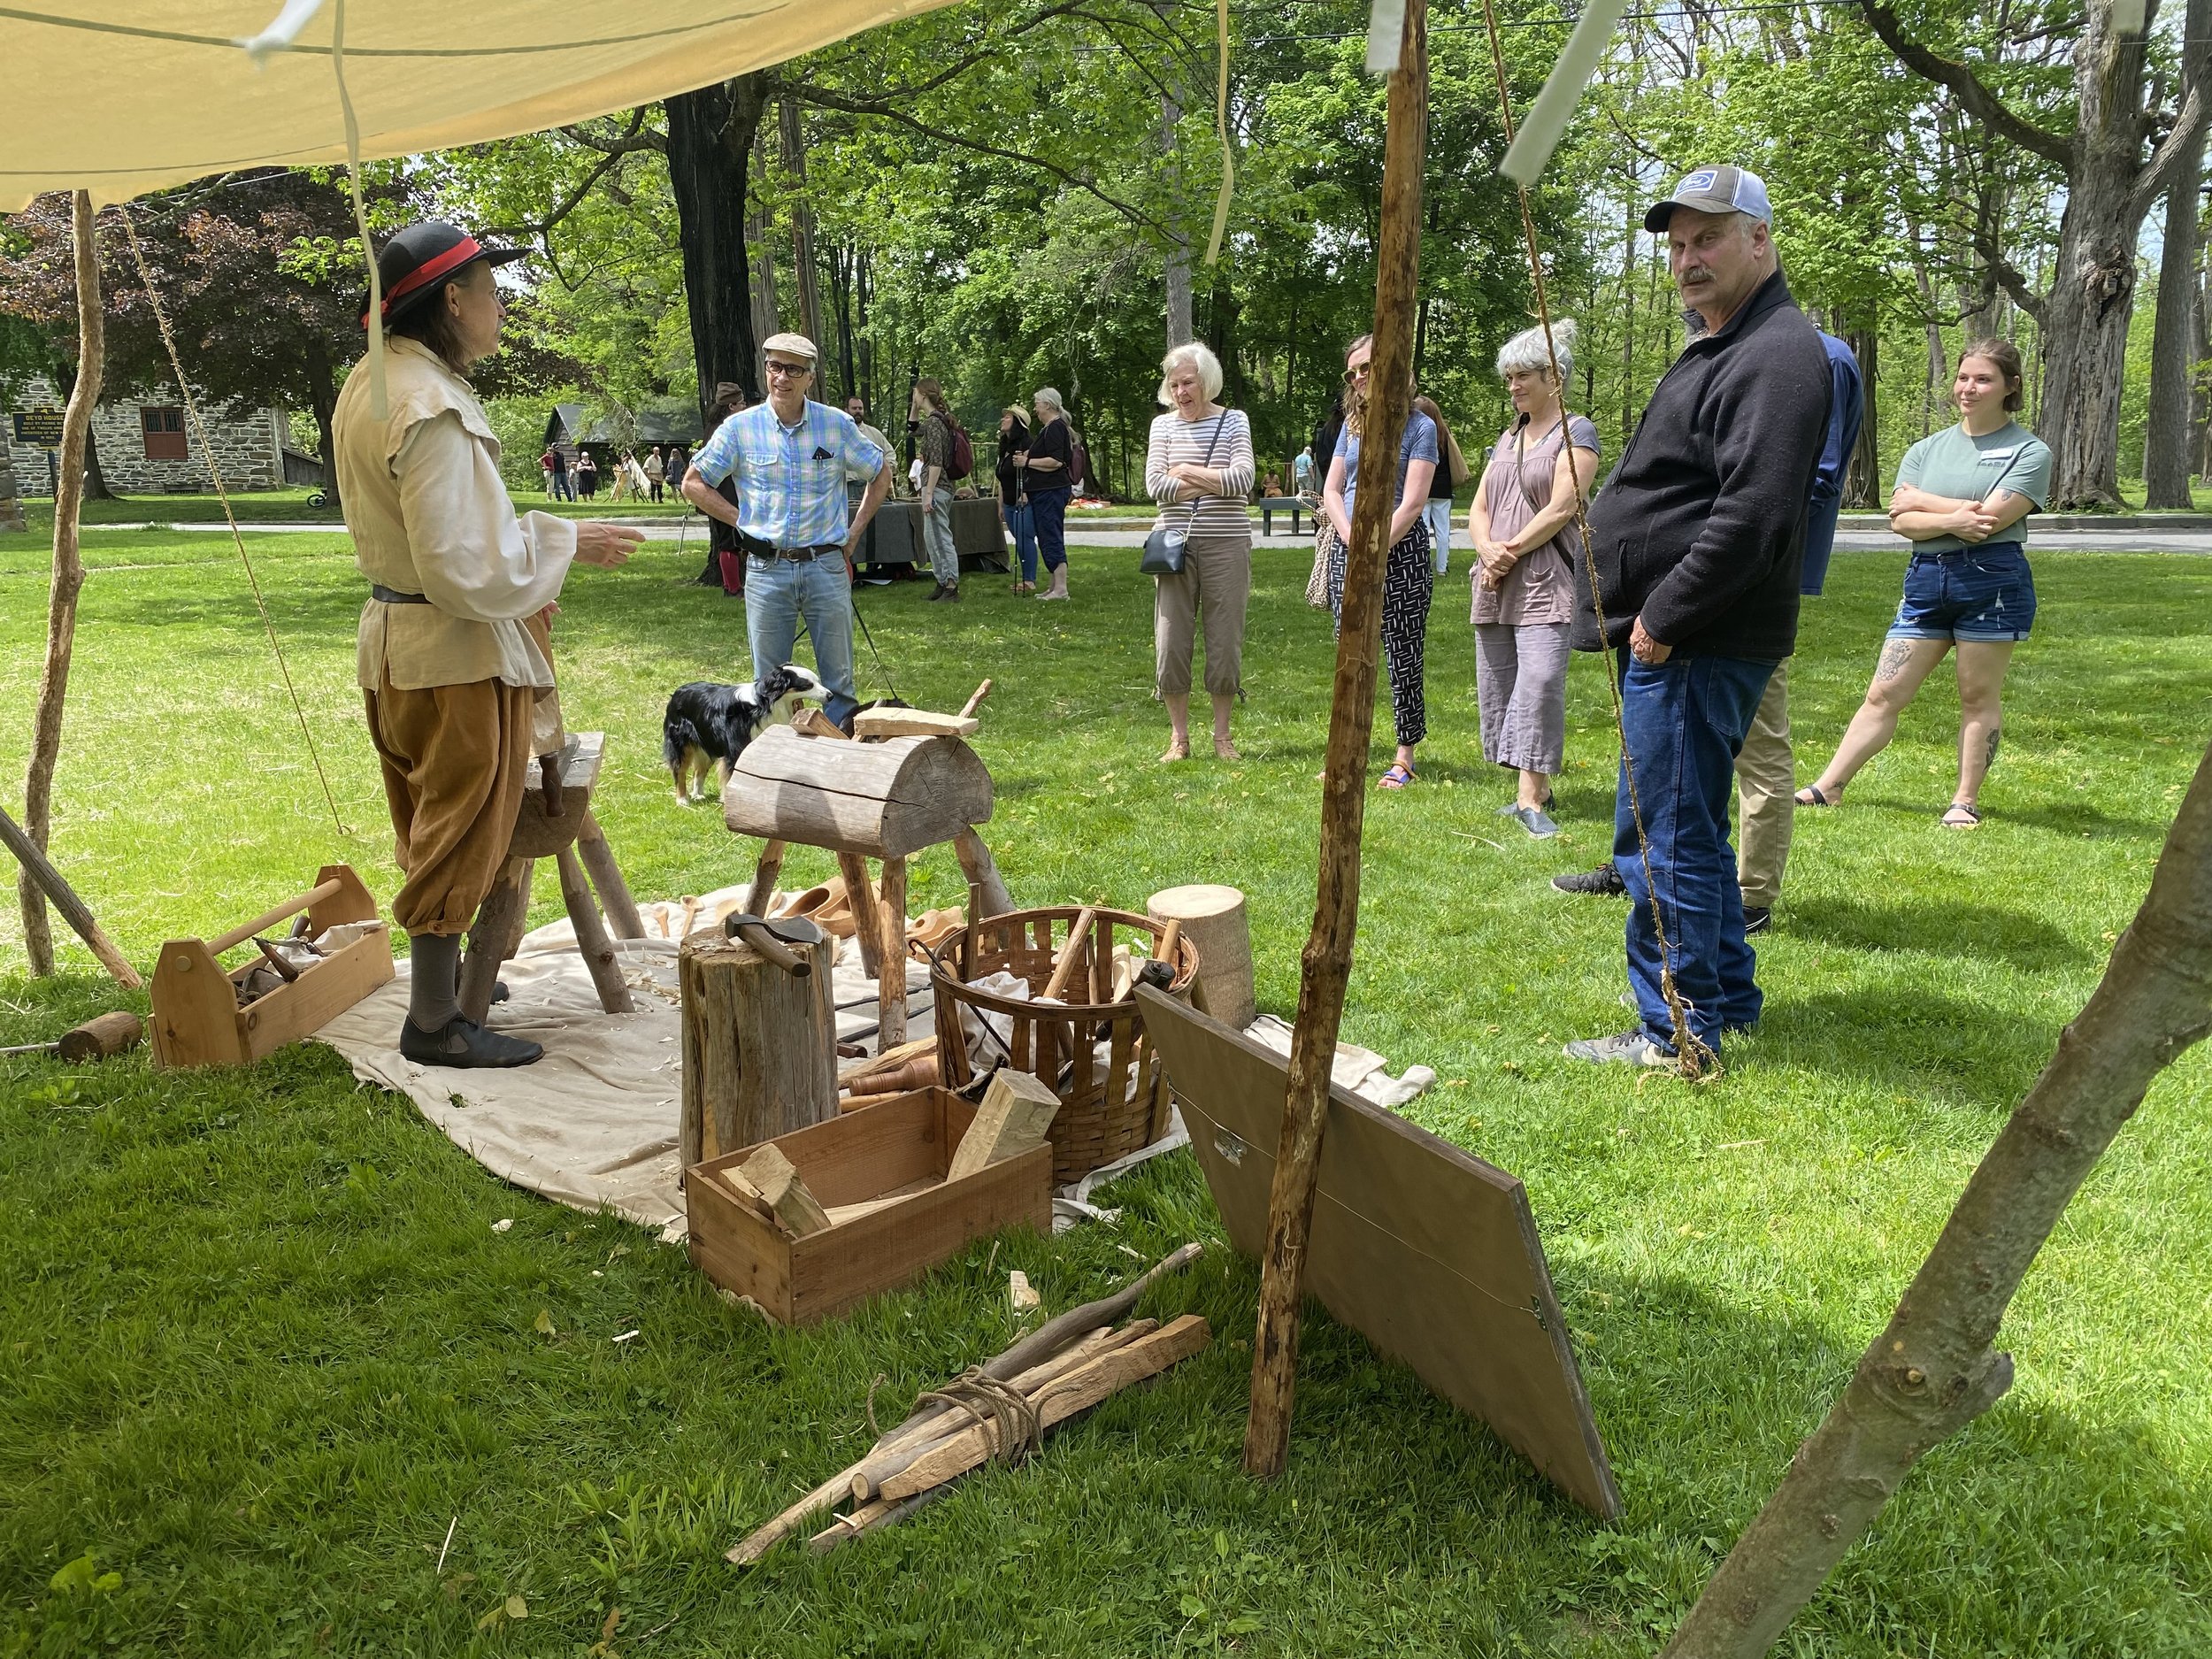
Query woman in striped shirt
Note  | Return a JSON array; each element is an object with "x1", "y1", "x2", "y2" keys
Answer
[{"x1": 1146, "y1": 342, "x2": 1256, "y2": 761}]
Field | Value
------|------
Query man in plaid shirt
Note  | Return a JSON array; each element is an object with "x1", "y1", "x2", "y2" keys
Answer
[{"x1": 683, "y1": 333, "x2": 891, "y2": 728}]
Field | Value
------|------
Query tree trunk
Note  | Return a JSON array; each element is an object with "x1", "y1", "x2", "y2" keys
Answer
[
  {"x1": 20, "y1": 191, "x2": 103, "y2": 976},
  {"x1": 0, "y1": 422, "x2": 23, "y2": 533},
  {"x1": 1844, "y1": 321, "x2": 1881, "y2": 510},
  {"x1": 308, "y1": 338, "x2": 341, "y2": 511},
  {"x1": 665, "y1": 78, "x2": 767, "y2": 423},
  {"x1": 748, "y1": 122, "x2": 782, "y2": 355},
  {"x1": 2144, "y1": 133, "x2": 2206, "y2": 505},
  {"x1": 780, "y1": 99, "x2": 825, "y2": 350},
  {"x1": 1244, "y1": 0, "x2": 1425, "y2": 1480},
  {"x1": 2195, "y1": 219, "x2": 2212, "y2": 478},
  {"x1": 1663, "y1": 734, "x2": 2212, "y2": 1658},
  {"x1": 1162, "y1": 82, "x2": 1194, "y2": 349},
  {"x1": 1209, "y1": 270, "x2": 1247, "y2": 411}
]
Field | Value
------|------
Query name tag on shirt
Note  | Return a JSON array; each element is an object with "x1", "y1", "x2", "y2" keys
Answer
[{"x1": 1977, "y1": 449, "x2": 2020, "y2": 465}]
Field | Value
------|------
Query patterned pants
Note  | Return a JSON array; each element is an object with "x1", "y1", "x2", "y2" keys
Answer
[{"x1": 1328, "y1": 518, "x2": 1434, "y2": 748}]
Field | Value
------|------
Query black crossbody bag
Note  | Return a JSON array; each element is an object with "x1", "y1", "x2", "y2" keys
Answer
[{"x1": 1141, "y1": 413, "x2": 1230, "y2": 576}]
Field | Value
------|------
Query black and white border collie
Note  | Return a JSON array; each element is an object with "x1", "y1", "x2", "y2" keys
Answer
[{"x1": 662, "y1": 664, "x2": 825, "y2": 804}]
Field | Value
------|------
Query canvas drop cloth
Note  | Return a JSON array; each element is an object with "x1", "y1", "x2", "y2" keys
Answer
[{"x1": 316, "y1": 887, "x2": 1433, "y2": 1240}]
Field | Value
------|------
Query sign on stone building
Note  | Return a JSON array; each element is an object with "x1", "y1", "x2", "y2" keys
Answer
[{"x1": 12, "y1": 407, "x2": 64, "y2": 449}]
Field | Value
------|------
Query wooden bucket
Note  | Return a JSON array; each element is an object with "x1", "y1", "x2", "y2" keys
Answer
[{"x1": 929, "y1": 906, "x2": 1199, "y2": 1185}]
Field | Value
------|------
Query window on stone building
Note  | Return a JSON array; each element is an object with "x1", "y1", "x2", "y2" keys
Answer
[{"x1": 142, "y1": 406, "x2": 187, "y2": 460}]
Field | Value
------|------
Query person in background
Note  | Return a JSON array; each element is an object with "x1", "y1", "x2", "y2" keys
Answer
[
  {"x1": 1559, "y1": 165, "x2": 1828, "y2": 1071},
  {"x1": 1261, "y1": 468, "x2": 1284, "y2": 499},
  {"x1": 1415, "y1": 394, "x2": 1465, "y2": 574},
  {"x1": 538, "y1": 447, "x2": 556, "y2": 498},
  {"x1": 644, "y1": 445, "x2": 667, "y2": 503},
  {"x1": 681, "y1": 332, "x2": 890, "y2": 730},
  {"x1": 846, "y1": 396, "x2": 898, "y2": 483},
  {"x1": 545, "y1": 444, "x2": 572, "y2": 502},
  {"x1": 1292, "y1": 448, "x2": 1317, "y2": 502},
  {"x1": 1322, "y1": 333, "x2": 1439, "y2": 790},
  {"x1": 1309, "y1": 396, "x2": 1345, "y2": 502},
  {"x1": 1146, "y1": 341, "x2": 1256, "y2": 762},
  {"x1": 1465, "y1": 319, "x2": 1600, "y2": 840},
  {"x1": 607, "y1": 448, "x2": 631, "y2": 504},
  {"x1": 911, "y1": 378, "x2": 960, "y2": 603},
  {"x1": 996, "y1": 404, "x2": 1037, "y2": 594},
  {"x1": 1793, "y1": 337, "x2": 2048, "y2": 829},
  {"x1": 1025, "y1": 387, "x2": 1077, "y2": 601},
  {"x1": 573, "y1": 447, "x2": 598, "y2": 501}
]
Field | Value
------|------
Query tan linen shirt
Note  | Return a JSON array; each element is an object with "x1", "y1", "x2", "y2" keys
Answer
[{"x1": 334, "y1": 336, "x2": 578, "y2": 691}]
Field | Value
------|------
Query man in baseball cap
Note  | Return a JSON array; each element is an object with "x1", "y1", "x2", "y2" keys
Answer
[{"x1": 1641, "y1": 164, "x2": 1772, "y2": 234}]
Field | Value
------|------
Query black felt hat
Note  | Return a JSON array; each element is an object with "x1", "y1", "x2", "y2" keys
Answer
[{"x1": 360, "y1": 221, "x2": 526, "y2": 328}]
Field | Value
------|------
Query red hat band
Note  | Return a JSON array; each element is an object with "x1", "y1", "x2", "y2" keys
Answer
[{"x1": 361, "y1": 236, "x2": 485, "y2": 326}]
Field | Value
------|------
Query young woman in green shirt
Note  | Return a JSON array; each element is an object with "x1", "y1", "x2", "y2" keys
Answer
[{"x1": 1796, "y1": 339, "x2": 2052, "y2": 828}]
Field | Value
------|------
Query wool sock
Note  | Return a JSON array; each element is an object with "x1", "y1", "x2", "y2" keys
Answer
[{"x1": 408, "y1": 932, "x2": 464, "y2": 1031}]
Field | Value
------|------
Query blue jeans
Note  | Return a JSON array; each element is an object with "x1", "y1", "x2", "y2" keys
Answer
[
  {"x1": 1614, "y1": 652, "x2": 1776, "y2": 1050},
  {"x1": 1006, "y1": 500, "x2": 1038, "y2": 582},
  {"x1": 745, "y1": 551, "x2": 859, "y2": 728},
  {"x1": 1030, "y1": 486, "x2": 1072, "y2": 572}
]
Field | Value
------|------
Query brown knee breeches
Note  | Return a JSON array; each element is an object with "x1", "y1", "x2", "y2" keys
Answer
[{"x1": 364, "y1": 672, "x2": 534, "y2": 936}]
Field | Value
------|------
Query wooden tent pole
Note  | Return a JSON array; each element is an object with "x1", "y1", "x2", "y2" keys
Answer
[
  {"x1": 1243, "y1": 0, "x2": 1428, "y2": 1479},
  {"x1": 18, "y1": 188, "x2": 103, "y2": 977}
]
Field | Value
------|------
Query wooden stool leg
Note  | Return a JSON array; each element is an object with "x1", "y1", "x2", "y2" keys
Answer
[
  {"x1": 747, "y1": 838, "x2": 788, "y2": 921},
  {"x1": 878, "y1": 855, "x2": 908, "y2": 1047},
  {"x1": 558, "y1": 845, "x2": 635, "y2": 1014},
  {"x1": 459, "y1": 855, "x2": 533, "y2": 1024},
  {"x1": 953, "y1": 826, "x2": 1014, "y2": 919},
  {"x1": 837, "y1": 850, "x2": 882, "y2": 979},
  {"x1": 576, "y1": 810, "x2": 646, "y2": 940}
]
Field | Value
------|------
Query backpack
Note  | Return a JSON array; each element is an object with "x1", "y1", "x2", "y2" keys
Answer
[{"x1": 945, "y1": 415, "x2": 974, "y2": 482}]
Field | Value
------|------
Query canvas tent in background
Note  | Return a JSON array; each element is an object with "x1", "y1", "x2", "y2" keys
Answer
[{"x1": 0, "y1": 0, "x2": 958, "y2": 212}]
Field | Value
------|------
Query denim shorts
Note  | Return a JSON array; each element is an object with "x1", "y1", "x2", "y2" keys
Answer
[{"x1": 1888, "y1": 542, "x2": 2036, "y2": 643}]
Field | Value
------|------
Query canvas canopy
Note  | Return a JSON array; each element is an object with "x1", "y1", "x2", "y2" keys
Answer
[{"x1": 0, "y1": 0, "x2": 951, "y2": 212}]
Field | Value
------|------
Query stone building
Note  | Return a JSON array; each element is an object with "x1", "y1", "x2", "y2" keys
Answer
[{"x1": 3, "y1": 374, "x2": 287, "y2": 495}]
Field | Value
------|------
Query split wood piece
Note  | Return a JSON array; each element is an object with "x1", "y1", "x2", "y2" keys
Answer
[
  {"x1": 946, "y1": 1067, "x2": 1061, "y2": 1183},
  {"x1": 851, "y1": 707, "x2": 980, "y2": 741},
  {"x1": 679, "y1": 921, "x2": 839, "y2": 1167},
  {"x1": 878, "y1": 856, "x2": 910, "y2": 1048},
  {"x1": 835, "y1": 852, "x2": 882, "y2": 979},
  {"x1": 710, "y1": 1165, "x2": 776, "y2": 1226},
  {"x1": 0, "y1": 803, "x2": 143, "y2": 988},
  {"x1": 723, "y1": 727, "x2": 993, "y2": 861},
  {"x1": 745, "y1": 839, "x2": 787, "y2": 923},
  {"x1": 737, "y1": 1143, "x2": 832, "y2": 1237},
  {"x1": 726, "y1": 1242, "x2": 1203, "y2": 1564},
  {"x1": 557, "y1": 846, "x2": 634, "y2": 1014},
  {"x1": 840, "y1": 1036, "x2": 934, "y2": 1088},
  {"x1": 952, "y1": 827, "x2": 1014, "y2": 926},
  {"x1": 1246, "y1": 0, "x2": 1428, "y2": 1483},
  {"x1": 1038, "y1": 907, "x2": 1097, "y2": 1004},
  {"x1": 1008, "y1": 1270, "x2": 1041, "y2": 1313},
  {"x1": 808, "y1": 1489, "x2": 949, "y2": 1555},
  {"x1": 957, "y1": 680, "x2": 993, "y2": 719},
  {"x1": 575, "y1": 810, "x2": 646, "y2": 941},
  {"x1": 458, "y1": 855, "x2": 534, "y2": 1026},
  {"x1": 790, "y1": 707, "x2": 850, "y2": 741},
  {"x1": 1148, "y1": 885, "x2": 1253, "y2": 1031},
  {"x1": 878, "y1": 1316, "x2": 1213, "y2": 1503}
]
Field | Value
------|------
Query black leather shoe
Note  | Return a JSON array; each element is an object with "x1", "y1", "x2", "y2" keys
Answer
[
  {"x1": 1551, "y1": 862, "x2": 1626, "y2": 897},
  {"x1": 1742, "y1": 906, "x2": 1772, "y2": 935},
  {"x1": 400, "y1": 1015, "x2": 543, "y2": 1069}
]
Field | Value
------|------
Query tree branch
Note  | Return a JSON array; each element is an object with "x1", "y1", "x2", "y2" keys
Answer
[
  {"x1": 2131, "y1": 78, "x2": 2210, "y2": 227},
  {"x1": 1969, "y1": 218, "x2": 2047, "y2": 325},
  {"x1": 1857, "y1": 0, "x2": 2075, "y2": 171}
]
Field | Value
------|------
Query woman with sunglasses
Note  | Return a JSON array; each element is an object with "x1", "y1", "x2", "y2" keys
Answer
[{"x1": 1321, "y1": 334, "x2": 1440, "y2": 789}]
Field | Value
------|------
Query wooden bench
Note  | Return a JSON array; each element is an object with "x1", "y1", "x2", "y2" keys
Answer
[{"x1": 1256, "y1": 496, "x2": 1309, "y2": 536}]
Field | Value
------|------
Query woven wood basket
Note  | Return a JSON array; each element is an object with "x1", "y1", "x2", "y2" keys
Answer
[{"x1": 929, "y1": 906, "x2": 1200, "y2": 1185}]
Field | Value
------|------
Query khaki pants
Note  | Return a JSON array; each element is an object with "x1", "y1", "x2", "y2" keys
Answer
[
  {"x1": 1154, "y1": 532, "x2": 1252, "y2": 698},
  {"x1": 1733, "y1": 659, "x2": 1792, "y2": 909},
  {"x1": 365, "y1": 670, "x2": 534, "y2": 936}
]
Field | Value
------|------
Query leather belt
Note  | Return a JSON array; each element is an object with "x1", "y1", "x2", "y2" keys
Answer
[
  {"x1": 740, "y1": 533, "x2": 841, "y2": 561},
  {"x1": 370, "y1": 583, "x2": 430, "y2": 604}
]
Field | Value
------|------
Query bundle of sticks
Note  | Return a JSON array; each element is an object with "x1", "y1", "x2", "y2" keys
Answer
[{"x1": 727, "y1": 1241, "x2": 1209, "y2": 1563}]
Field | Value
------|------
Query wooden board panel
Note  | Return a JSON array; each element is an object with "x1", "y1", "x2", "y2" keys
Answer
[
  {"x1": 238, "y1": 927, "x2": 396, "y2": 1063},
  {"x1": 1135, "y1": 987, "x2": 1621, "y2": 1521}
]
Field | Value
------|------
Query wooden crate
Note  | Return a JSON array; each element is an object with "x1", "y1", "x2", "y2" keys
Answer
[{"x1": 686, "y1": 1087, "x2": 1052, "y2": 1325}]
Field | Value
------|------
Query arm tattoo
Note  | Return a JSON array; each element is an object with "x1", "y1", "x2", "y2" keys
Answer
[
  {"x1": 1875, "y1": 638, "x2": 1916, "y2": 682},
  {"x1": 1983, "y1": 727, "x2": 2001, "y2": 769}
]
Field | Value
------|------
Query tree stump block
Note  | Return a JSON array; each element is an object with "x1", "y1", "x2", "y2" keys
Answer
[
  {"x1": 1148, "y1": 884, "x2": 1254, "y2": 1030},
  {"x1": 680, "y1": 921, "x2": 839, "y2": 1170}
]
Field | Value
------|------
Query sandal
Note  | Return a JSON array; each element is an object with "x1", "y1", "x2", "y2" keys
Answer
[
  {"x1": 1160, "y1": 741, "x2": 1191, "y2": 763},
  {"x1": 1794, "y1": 785, "x2": 1839, "y2": 808},
  {"x1": 1379, "y1": 763, "x2": 1416, "y2": 790},
  {"x1": 1214, "y1": 738, "x2": 1242, "y2": 761},
  {"x1": 1941, "y1": 803, "x2": 1983, "y2": 829}
]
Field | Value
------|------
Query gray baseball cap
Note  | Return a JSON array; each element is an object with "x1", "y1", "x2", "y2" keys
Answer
[{"x1": 1645, "y1": 165, "x2": 1772, "y2": 233}]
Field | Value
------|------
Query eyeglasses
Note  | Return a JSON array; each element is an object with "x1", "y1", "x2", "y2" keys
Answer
[
  {"x1": 1342, "y1": 363, "x2": 1371, "y2": 382},
  {"x1": 765, "y1": 359, "x2": 814, "y2": 379}
]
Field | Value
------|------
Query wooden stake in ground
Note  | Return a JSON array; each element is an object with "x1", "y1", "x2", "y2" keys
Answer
[
  {"x1": 0, "y1": 803, "x2": 142, "y2": 988},
  {"x1": 1663, "y1": 737, "x2": 2212, "y2": 1659},
  {"x1": 1243, "y1": 0, "x2": 1428, "y2": 1481},
  {"x1": 19, "y1": 189, "x2": 103, "y2": 978}
]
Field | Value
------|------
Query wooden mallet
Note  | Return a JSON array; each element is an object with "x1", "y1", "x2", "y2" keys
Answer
[{"x1": 0, "y1": 1010, "x2": 145, "y2": 1060}]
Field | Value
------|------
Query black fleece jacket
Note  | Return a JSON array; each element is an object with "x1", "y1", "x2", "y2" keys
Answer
[{"x1": 1573, "y1": 269, "x2": 1829, "y2": 661}]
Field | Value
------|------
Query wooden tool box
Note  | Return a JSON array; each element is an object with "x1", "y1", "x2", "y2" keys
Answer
[
  {"x1": 686, "y1": 1087, "x2": 1052, "y2": 1325},
  {"x1": 150, "y1": 864, "x2": 394, "y2": 1070}
]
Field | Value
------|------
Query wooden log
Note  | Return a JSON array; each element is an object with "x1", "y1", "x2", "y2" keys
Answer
[
  {"x1": 679, "y1": 923, "x2": 839, "y2": 1167},
  {"x1": 850, "y1": 708, "x2": 980, "y2": 740},
  {"x1": 878, "y1": 856, "x2": 910, "y2": 1048},
  {"x1": 1247, "y1": 0, "x2": 1427, "y2": 1482},
  {"x1": 0, "y1": 802, "x2": 142, "y2": 988},
  {"x1": 879, "y1": 1316, "x2": 1213, "y2": 1502},
  {"x1": 745, "y1": 839, "x2": 787, "y2": 925},
  {"x1": 1148, "y1": 885, "x2": 1254, "y2": 1030},
  {"x1": 952, "y1": 826, "x2": 1015, "y2": 922},
  {"x1": 836, "y1": 852, "x2": 882, "y2": 979},
  {"x1": 457, "y1": 855, "x2": 533, "y2": 1025},
  {"x1": 575, "y1": 810, "x2": 645, "y2": 940},
  {"x1": 723, "y1": 727, "x2": 993, "y2": 860},
  {"x1": 557, "y1": 846, "x2": 634, "y2": 1015},
  {"x1": 56, "y1": 1010, "x2": 143, "y2": 1060},
  {"x1": 17, "y1": 190, "x2": 100, "y2": 978},
  {"x1": 946, "y1": 1067, "x2": 1061, "y2": 1183},
  {"x1": 737, "y1": 1143, "x2": 833, "y2": 1237}
]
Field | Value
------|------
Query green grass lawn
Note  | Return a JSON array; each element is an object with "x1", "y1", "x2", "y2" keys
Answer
[{"x1": 1, "y1": 521, "x2": 2208, "y2": 1656}]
